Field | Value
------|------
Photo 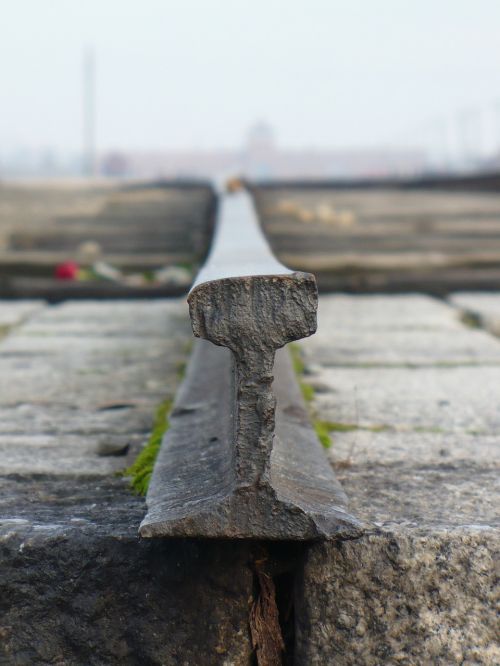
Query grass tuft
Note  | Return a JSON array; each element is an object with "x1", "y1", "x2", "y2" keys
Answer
[
  {"x1": 289, "y1": 343, "x2": 315, "y2": 402},
  {"x1": 289, "y1": 343, "x2": 333, "y2": 448},
  {"x1": 0, "y1": 325, "x2": 11, "y2": 340},
  {"x1": 289, "y1": 342, "x2": 306, "y2": 375},
  {"x1": 314, "y1": 421, "x2": 333, "y2": 448},
  {"x1": 123, "y1": 398, "x2": 172, "y2": 495}
]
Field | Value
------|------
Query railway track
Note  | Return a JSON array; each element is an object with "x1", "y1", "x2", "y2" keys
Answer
[
  {"x1": 140, "y1": 174, "x2": 500, "y2": 538},
  {"x1": 252, "y1": 173, "x2": 500, "y2": 294},
  {"x1": 0, "y1": 181, "x2": 215, "y2": 300},
  {"x1": 0, "y1": 179, "x2": 498, "y2": 664}
]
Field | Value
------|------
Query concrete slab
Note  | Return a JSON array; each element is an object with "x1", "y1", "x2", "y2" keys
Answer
[
  {"x1": 0, "y1": 344, "x2": 181, "y2": 409},
  {"x1": 301, "y1": 294, "x2": 500, "y2": 367},
  {"x1": 0, "y1": 298, "x2": 258, "y2": 664},
  {"x1": 296, "y1": 294, "x2": 499, "y2": 664},
  {"x1": 0, "y1": 300, "x2": 44, "y2": 330},
  {"x1": 306, "y1": 327, "x2": 500, "y2": 367},
  {"x1": 0, "y1": 433, "x2": 146, "y2": 475},
  {"x1": 0, "y1": 299, "x2": 189, "y2": 475},
  {"x1": 297, "y1": 526, "x2": 499, "y2": 666},
  {"x1": 0, "y1": 403, "x2": 154, "y2": 436},
  {"x1": 0, "y1": 477, "x2": 253, "y2": 665},
  {"x1": 316, "y1": 293, "x2": 463, "y2": 331},
  {"x1": 328, "y1": 429, "x2": 499, "y2": 467},
  {"x1": 311, "y1": 365, "x2": 500, "y2": 433},
  {"x1": 19, "y1": 299, "x2": 186, "y2": 338}
]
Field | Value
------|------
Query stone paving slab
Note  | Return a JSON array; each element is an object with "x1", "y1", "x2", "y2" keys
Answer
[
  {"x1": 316, "y1": 293, "x2": 463, "y2": 330},
  {"x1": 0, "y1": 300, "x2": 44, "y2": 330},
  {"x1": 328, "y1": 429, "x2": 499, "y2": 467},
  {"x1": 311, "y1": 365, "x2": 500, "y2": 433},
  {"x1": 1, "y1": 293, "x2": 498, "y2": 664},
  {"x1": 0, "y1": 477, "x2": 253, "y2": 665},
  {"x1": 0, "y1": 345, "x2": 180, "y2": 410},
  {"x1": 450, "y1": 291, "x2": 500, "y2": 336},
  {"x1": 0, "y1": 299, "x2": 256, "y2": 664},
  {"x1": 297, "y1": 293, "x2": 499, "y2": 665},
  {"x1": 305, "y1": 293, "x2": 500, "y2": 366},
  {"x1": 0, "y1": 299, "x2": 190, "y2": 474},
  {"x1": 337, "y1": 463, "x2": 498, "y2": 532},
  {"x1": 0, "y1": 403, "x2": 154, "y2": 436},
  {"x1": 23, "y1": 299, "x2": 186, "y2": 328},
  {"x1": 297, "y1": 527, "x2": 499, "y2": 666},
  {"x1": 0, "y1": 433, "x2": 145, "y2": 475},
  {"x1": 307, "y1": 328, "x2": 500, "y2": 367}
]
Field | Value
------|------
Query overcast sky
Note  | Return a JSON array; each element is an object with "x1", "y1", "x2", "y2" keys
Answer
[{"x1": 1, "y1": 0, "x2": 499, "y2": 158}]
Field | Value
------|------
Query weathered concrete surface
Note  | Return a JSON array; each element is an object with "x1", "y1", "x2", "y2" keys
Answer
[
  {"x1": 3, "y1": 292, "x2": 498, "y2": 663},
  {"x1": 306, "y1": 293, "x2": 500, "y2": 367},
  {"x1": 314, "y1": 294, "x2": 464, "y2": 331},
  {"x1": 295, "y1": 294, "x2": 499, "y2": 665},
  {"x1": 0, "y1": 477, "x2": 253, "y2": 666},
  {"x1": 325, "y1": 428, "x2": 499, "y2": 467},
  {"x1": 311, "y1": 365, "x2": 500, "y2": 433},
  {"x1": 0, "y1": 300, "x2": 44, "y2": 330},
  {"x1": 297, "y1": 528, "x2": 498, "y2": 666},
  {"x1": 0, "y1": 300, "x2": 189, "y2": 474},
  {"x1": 0, "y1": 301, "x2": 256, "y2": 664},
  {"x1": 450, "y1": 291, "x2": 500, "y2": 337},
  {"x1": 309, "y1": 328, "x2": 500, "y2": 367}
]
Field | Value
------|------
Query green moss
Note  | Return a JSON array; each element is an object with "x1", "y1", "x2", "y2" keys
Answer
[
  {"x1": 289, "y1": 343, "x2": 314, "y2": 402},
  {"x1": 314, "y1": 420, "x2": 333, "y2": 448},
  {"x1": 177, "y1": 261, "x2": 195, "y2": 272},
  {"x1": 289, "y1": 342, "x2": 306, "y2": 375},
  {"x1": 319, "y1": 421, "x2": 390, "y2": 433},
  {"x1": 289, "y1": 344, "x2": 332, "y2": 447},
  {"x1": 0, "y1": 324, "x2": 11, "y2": 340},
  {"x1": 461, "y1": 311, "x2": 482, "y2": 329},
  {"x1": 300, "y1": 381, "x2": 315, "y2": 403},
  {"x1": 182, "y1": 339, "x2": 194, "y2": 355},
  {"x1": 288, "y1": 344, "x2": 398, "y2": 450},
  {"x1": 413, "y1": 425, "x2": 446, "y2": 434},
  {"x1": 319, "y1": 421, "x2": 359, "y2": 433},
  {"x1": 175, "y1": 359, "x2": 187, "y2": 380},
  {"x1": 123, "y1": 397, "x2": 172, "y2": 495}
]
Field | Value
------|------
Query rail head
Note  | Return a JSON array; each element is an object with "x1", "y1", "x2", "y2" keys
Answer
[{"x1": 188, "y1": 190, "x2": 317, "y2": 353}]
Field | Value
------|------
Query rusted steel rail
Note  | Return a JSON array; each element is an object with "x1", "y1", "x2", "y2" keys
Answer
[{"x1": 140, "y1": 189, "x2": 361, "y2": 539}]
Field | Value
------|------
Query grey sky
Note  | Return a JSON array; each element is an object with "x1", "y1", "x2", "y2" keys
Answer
[{"x1": 1, "y1": 0, "x2": 499, "y2": 157}]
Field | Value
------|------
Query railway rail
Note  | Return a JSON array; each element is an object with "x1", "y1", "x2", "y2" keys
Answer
[{"x1": 140, "y1": 187, "x2": 361, "y2": 539}]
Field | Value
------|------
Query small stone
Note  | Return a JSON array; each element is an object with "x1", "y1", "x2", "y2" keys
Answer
[{"x1": 96, "y1": 437, "x2": 130, "y2": 457}]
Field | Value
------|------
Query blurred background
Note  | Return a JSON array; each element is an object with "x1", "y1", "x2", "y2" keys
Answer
[
  {"x1": 2, "y1": 0, "x2": 500, "y2": 179},
  {"x1": 1, "y1": 0, "x2": 500, "y2": 297}
]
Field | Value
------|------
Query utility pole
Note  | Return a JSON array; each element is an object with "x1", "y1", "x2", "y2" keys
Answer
[
  {"x1": 83, "y1": 47, "x2": 96, "y2": 177},
  {"x1": 493, "y1": 101, "x2": 500, "y2": 158}
]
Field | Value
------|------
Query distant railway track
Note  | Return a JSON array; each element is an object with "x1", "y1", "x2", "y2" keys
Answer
[
  {"x1": 246, "y1": 169, "x2": 500, "y2": 191},
  {"x1": 0, "y1": 181, "x2": 216, "y2": 300},
  {"x1": 251, "y1": 172, "x2": 500, "y2": 294}
]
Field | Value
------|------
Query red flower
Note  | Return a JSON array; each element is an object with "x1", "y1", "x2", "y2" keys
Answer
[{"x1": 55, "y1": 261, "x2": 79, "y2": 280}]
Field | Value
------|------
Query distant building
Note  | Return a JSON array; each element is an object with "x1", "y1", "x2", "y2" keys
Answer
[
  {"x1": 101, "y1": 152, "x2": 130, "y2": 177},
  {"x1": 99, "y1": 122, "x2": 427, "y2": 181}
]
